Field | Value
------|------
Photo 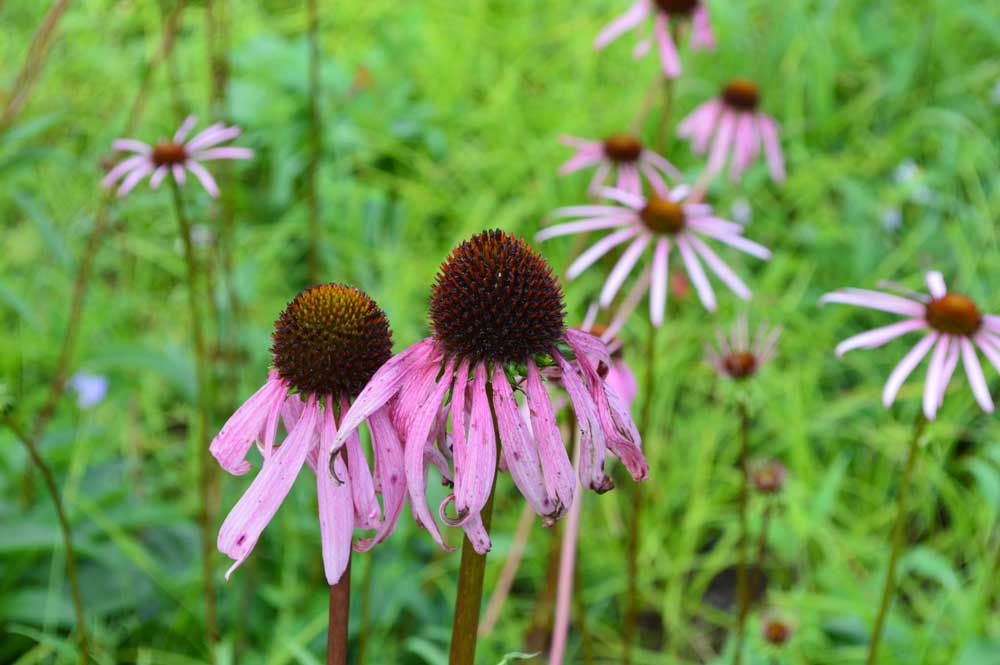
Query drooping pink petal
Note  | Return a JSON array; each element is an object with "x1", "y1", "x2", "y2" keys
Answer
[
  {"x1": 186, "y1": 160, "x2": 221, "y2": 198},
  {"x1": 633, "y1": 37, "x2": 652, "y2": 58},
  {"x1": 648, "y1": 236, "x2": 670, "y2": 326},
  {"x1": 317, "y1": 398, "x2": 354, "y2": 586},
  {"x1": 729, "y1": 113, "x2": 756, "y2": 181},
  {"x1": 354, "y1": 407, "x2": 406, "y2": 552},
  {"x1": 983, "y1": 315, "x2": 1000, "y2": 334},
  {"x1": 567, "y1": 226, "x2": 643, "y2": 280},
  {"x1": 693, "y1": 228, "x2": 772, "y2": 261},
  {"x1": 259, "y1": 387, "x2": 285, "y2": 462},
  {"x1": 923, "y1": 336, "x2": 951, "y2": 420},
  {"x1": 554, "y1": 351, "x2": 611, "y2": 492},
  {"x1": 686, "y1": 215, "x2": 746, "y2": 237},
  {"x1": 820, "y1": 289, "x2": 927, "y2": 318},
  {"x1": 559, "y1": 135, "x2": 599, "y2": 149},
  {"x1": 935, "y1": 338, "x2": 960, "y2": 411},
  {"x1": 653, "y1": 12, "x2": 681, "y2": 78},
  {"x1": 149, "y1": 165, "x2": 169, "y2": 189},
  {"x1": 756, "y1": 114, "x2": 786, "y2": 183},
  {"x1": 641, "y1": 149, "x2": 683, "y2": 181},
  {"x1": 218, "y1": 395, "x2": 319, "y2": 580},
  {"x1": 607, "y1": 361, "x2": 639, "y2": 406},
  {"x1": 450, "y1": 358, "x2": 471, "y2": 503},
  {"x1": 597, "y1": 187, "x2": 646, "y2": 209},
  {"x1": 210, "y1": 372, "x2": 287, "y2": 475},
  {"x1": 705, "y1": 110, "x2": 736, "y2": 179},
  {"x1": 599, "y1": 232, "x2": 653, "y2": 306},
  {"x1": 171, "y1": 164, "x2": 186, "y2": 186},
  {"x1": 834, "y1": 319, "x2": 926, "y2": 357},
  {"x1": 676, "y1": 234, "x2": 716, "y2": 311},
  {"x1": 282, "y1": 395, "x2": 304, "y2": 433},
  {"x1": 882, "y1": 332, "x2": 939, "y2": 407},
  {"x1": 102, "y1": 154, "x2": 149, "y2": 188},
  {"x1": 403, "y1": 360, "x2": 455, "y2": 550},
  {"x1": 457, "y1": 363, "x2": 498, "y2": 519},
  {"x1": 491, "y1": 365, "x2": 553, "y2": 517},
  {"x1": 564, "y1": 328, "x2": 612, "y2": 367},
  {"x1": 526, "y1": 359, "x2": 575, "y2": 516},
  {"x1": 690, "y1": 5, "x2": 716, "y2": 49},
  {"x1": 678, "y1": 100, "x2": 720, "y2": 149},
  {"x1": 960, "y1": 337, "x2": 995, "y2": 413},
  {"x1": 594, "y1": 0, "x2": 650, "y2": 49},
  {"x1": 334, "y1": 339, "x2": 438, "y2": 451},
  {"x1": 340, "y1": 397, "x2": 380, "y2": 530},
  {"x1": 641, "y1": 162, "x2": 671, "y2": 198},
  {"x1": 975, "y1": 333, "x2": 1000, "y2": 376},
  {"x1": 461, "y1": 511, "x2": 493, "y2": 555}
]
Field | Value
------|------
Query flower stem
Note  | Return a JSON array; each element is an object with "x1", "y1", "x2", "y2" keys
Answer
[
  {"x1": 549, "y1": 423, "x2": 583, "y2": 665},
  {"x1": 327, "y1": 555, "x2": 352, "y2": 665},
  {"x1": 3, "y1": 414, "x2": 89, "y2": 665},
  {"x1": 169, "y1": 179, "x2": 218, "y2": 643},
  {"x1": 306, "y1": 0, "x2": 322, "y2": 285},
  {"x1": 480, "y1": 502, "x2": 535, "y2": 636},
  {"x1": 623, "y1": 323, "x2": 658, "y2": 664},
  {"x1": 448, "y1": 384, "x2": 502, "y2": 665},
  {"x1": 357, "y1": 555, "x2": 373, "y2": 665},
  {"x1": 866, "y1": 414, "x2": 926, "y2": 665},
  {"x1": 734, "y1": 400, "x2": 751, "y2": 665}
]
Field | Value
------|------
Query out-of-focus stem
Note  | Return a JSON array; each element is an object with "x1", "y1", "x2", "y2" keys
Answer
[
  {"x1": 306, "y1": 0, "x2": 322, "y2": 284},
  {"x1": 734, "y1": 401, "x2": 751, "y2": 665},
  {"x1": 549, "y1": 426, "x2": 583, "y2": 665},
  {"x1": 480, "y1": 502, "x2": 536, "y2": 636},
  {"x1": 169, "y1": 179, "x2": 218, "y2": 644},
  {"x1": 3, "y1": 414, "x2": 89, "y2": 664},
  {"x1": 865, "y1": 414, "x2": 926, "y2": 665}
]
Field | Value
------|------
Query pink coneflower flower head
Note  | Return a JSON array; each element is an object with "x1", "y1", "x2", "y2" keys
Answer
[
  {"x1": 332, "y1": 230, "x2": 648, "y2": 555},
  {"x1": 751, "y1": 460, "x2": 787, "y2": 495},
  {"x1": 559, "y1": 133, "x2": 681, "y2": 197},
  {"x1": 678, "y1": 78, "x2": 786, "y2": 184},
  {"x1": 594, "y1": 0, "x2": 715, "y2": 79},
  {"x1": 102, "y1": 115, "x2": 253, "y2": 198},
  {"x1": 539, "y1": 187, "x2": 771, "y2": 329},
  {"x1": 821, "y1": 271, "x2": 1000, "y2": 420},
  {"x1": 211, "y1": 284, "x2": 405, "y2": 585},
  {"x1": 706, "y1": 314, "x2": 781, "y2": 381}
]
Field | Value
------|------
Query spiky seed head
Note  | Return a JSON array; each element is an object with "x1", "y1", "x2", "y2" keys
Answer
[
  {"x1": 271, "y1": 284, "x2": 393, "y2": 399},
  {"x1": 430, "y1": 230, "x2": 566, "y2": 365},
  {"x1": 653, "y1": 0, "x2": 700, "y2": 15}
]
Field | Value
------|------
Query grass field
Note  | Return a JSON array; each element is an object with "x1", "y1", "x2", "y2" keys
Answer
[{"x1": 2, "y1": 1, "x2": 1000, "y2": 663}]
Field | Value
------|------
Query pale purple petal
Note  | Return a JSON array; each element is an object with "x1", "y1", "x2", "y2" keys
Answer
[
  {"x1": 116, "y1": 163, "x2": 153, "y2": 196},
  {"x1": 678, "y1": 100, "x2": 722, "y2": 156},
  {"x1": 171, "y1": 164, "x2": 186, "y2": 186},
  {"x1": 676, "y1": 234, "x2": 716, "y2": 311},
  {"x1": 597, "y1": 187, "x2": 646, "y2": 209},
  {"x1": 554, "y1": 351, "x2": 611, "y2": 492},
  {"x1": 193, "y1": 146, "x2": 254, "y2": 161},
  {"x1": 923, "y1": 336, "x2": 950, "y2": 420},
  {"x1": 925, "y1": 271, "x2": 947, "y2": 299},
  {"x1": 640, "y1": 148, "x2": 683, "y2": 181},
  {"x1": 936, "y1": 338, "x2": 960, "y2": 411},
  {"x1": 457, "y1": 363, "x2": 497, "y2": 519},
  {"x1": 102, "y1": 154, "x2": 149, "y2": 188},
  {"x1": 526, "y1": 360, "x2": 575, "y2": 515},
  {"x1": 594, "y1": 0, "x2": 650, "y2": 49},
  {"x1": 687, "y1": 234, "x2": 751, "y2": 300},
  {"x1": 653, "y1": 12, "x2": 681, "y2": 78},
  {"x1": 536, "y1": 216, "x2": 634, "y2": 242},
  {"x1": 174, "y1": 115, "x2": 198, "y2": 143},
  {"x1": 185, "y1": 124, "x2": 242, "y2": 152},
  {"x1": 820, "y1": 289, "x2": 927, "y2": 317},
  {"x1": 834, "y1": 319, "x2": 926, "y2": 357},
  {"x1": 960, "y1": 337, "x2": 994, "y2": 413},
  {"x1": 567, "y1": 226, "x2": 642, "y2": 280},
  {"x1": 186, "y1": 160, "x2": 221, "y2": 198},
  {"x1": 705, "y1": 110, "x2": 736, "y2": 179},
  {"x1": 587, "y1": 162, "x2": 613, "y2": 195},
  {"x1": 559, "y1": 150, "x2": 605, "y2": 175},
  {"x1": 882, "y1": 333, "x2": 939, "y2": 408},
  {"x1": 111, "y1": 139, "x2": 151, "y2": 155},
  {"x1": 756, "y1": 114, "x2": 786, "y2": 183},
  {"x1": 650, "y1": 237, "x2": 669, "y2": 326},
  {"x1": 149, "y1": 165, "x2": 168, "y2": 189},
  {"x1": 599, "y1": 232, "x2": 652, "y2": 306},
  {"x1": 449, "y1": 358, "x2": 471, "y2": 503},
  {"x1": 342, "y1": 398, "x2": 380, "y2": 530},
  {"x1": 690, "y1": 5, "x2": 716, "y2": 49},
  {"x1": 317, "y1": 399, "x2": 354, "y2": 586},
  {"x1": 210, "y1": 372, "x2": 286, "y2": 475},
  {"x1": 354, "y1": 407, "x2": 406, "y2": 551}
]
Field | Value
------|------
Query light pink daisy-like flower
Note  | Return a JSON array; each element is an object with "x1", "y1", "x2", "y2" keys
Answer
[
  {"x1": 706, "y1": 314, "x2": 782, "y2": 381},
  {"x1": 210, "y1": 284, "x2": 409, "y2": 585},
  {"x1": 102, "y1": 115, "x2": 252, "y2": 198},
  {"x1": 332, "y1": 230, "x2": 648, "y2": 554},
  {"x1": 594, "y1": 0, "x2": 715, "y2": 79},
  {"x1": 539, "y1": 186, "x2": 771, "y2": 328},
  {"x1": 559, "y1": 134, "x2": 681, "y2": 197},
  {"x1": 677, "y1": 79, "x2": 786, "y2": 183},
  {"x1": 822, "y1": 271, "x2": 1000, "y2": 420}
]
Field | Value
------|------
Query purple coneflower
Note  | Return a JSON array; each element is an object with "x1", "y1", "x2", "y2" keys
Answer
[
  {"x1": 822, "y1": 271, "x2": 1000, "y2": 420},
  {"x1": 706, "y1": 314, "x2": 782, "y2": 381},
  {"x1": 211, "y1": 284, "x2": 406, "y2": 585},
  {"x1": 539, "y1": 187, "x2": 771, "y2": 325},
  {"x1": 332, "y1": 230, "x2": 648, "y2": 554},
  {"x1": 761, "y1": 614, "x2": 795, "y2": 646},
  {"x1": 559, "y1": 134, "x2": 681, "y2": 197},
  {"x1": 594, "y1": 0, "x2": 715, "y2": 79},
  {"x1": 103, "y1": 115, "x2": 252, "y2": 198},
  {"x1": 678, "y1": 79, "x2": 786, "y2": 183}
]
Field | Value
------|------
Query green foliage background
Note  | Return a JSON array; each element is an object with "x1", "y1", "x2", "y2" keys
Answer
[{"x1": 1, "y1": 0, "x2": 999, "y2": 663}]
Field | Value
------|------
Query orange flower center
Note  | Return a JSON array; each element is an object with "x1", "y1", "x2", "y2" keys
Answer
[
  {"x1": 640, "y1": 196, "x2": 686, "y2": 235},
  {"x1": 925, "y1": 293, "x2": 981, "y2": 336},
  {"x1": 602, "y1": 134, "x2": 643, "y2": 163},
  {"x1": 722, "y1": 78, "x2": 760, "y2": 112},
  {"x1": 722, "y1": 351, "x2": 758, "y2": 379},
  {"x1": 151, "y1": 142, "x2": 188, "y2": 166},
  {"x1": 762, "y1": 620, "x2": 791, "y2": 645}
]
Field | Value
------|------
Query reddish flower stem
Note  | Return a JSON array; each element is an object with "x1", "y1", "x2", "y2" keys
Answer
[
  {"x1": 328, "y1": 556, "x2": 352, "y2": 665},
  {"x1": 449, "y1": 383, "x2": 502, "y2": 665}
]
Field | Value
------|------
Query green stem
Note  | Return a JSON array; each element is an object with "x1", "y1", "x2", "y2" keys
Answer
[
  {"x1": 734, "y1": 401, "x2": 751, "y2": 665},
  {"x1": 169, "y1": 179, "x2": 218, "y2": 643},
  {"x1": 866, "y1": 414, "x2": 926, "y2": 665},
  {"x1": 357, "y1": 554, "x2": 373, "y2": 665},
  {"x1": 306, "y1": 0, "x2": 322, "y2": 285},
  {"x1": 4, "y1": 414, "x2": 89, "y2": 664},
  {"x1": 448, "y1": 383, "x2": 502, "y2": 665},
  {"x1": 623, "y1": 324, "x2": 658, "y2": 665}
]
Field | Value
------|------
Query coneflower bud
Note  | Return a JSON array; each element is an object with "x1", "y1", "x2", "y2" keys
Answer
[
  {"x1": 761, "y1": 616, "x2": 794, "y2": 645},
  {"x1": 751, "y1": 461, "x2": 788, "y2": 495}
]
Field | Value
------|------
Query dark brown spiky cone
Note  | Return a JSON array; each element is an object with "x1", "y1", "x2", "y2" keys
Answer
[
  {"x1": 653, "y1": 0, "x2": 700, "y2": 14},
  {"x1": 270, "y1": 284, "x2": 393, "y2": 399},
  {"x1": 429, "y1": 230, "x2": 567, "y2": 365}
]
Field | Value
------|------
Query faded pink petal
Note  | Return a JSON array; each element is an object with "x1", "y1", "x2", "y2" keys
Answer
[
  {"x1": 526, "y1": 359, "x2": 575, "y2": 516},
  {"x1": 594, "y1": 0, "x2": 649, "y2": 49},
  {"x1": 317, "y1": 399, "x2": 354, "y2": 585},
  {"x1": 210, "y1": 371, "x2": 286, "y2": 475}
]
